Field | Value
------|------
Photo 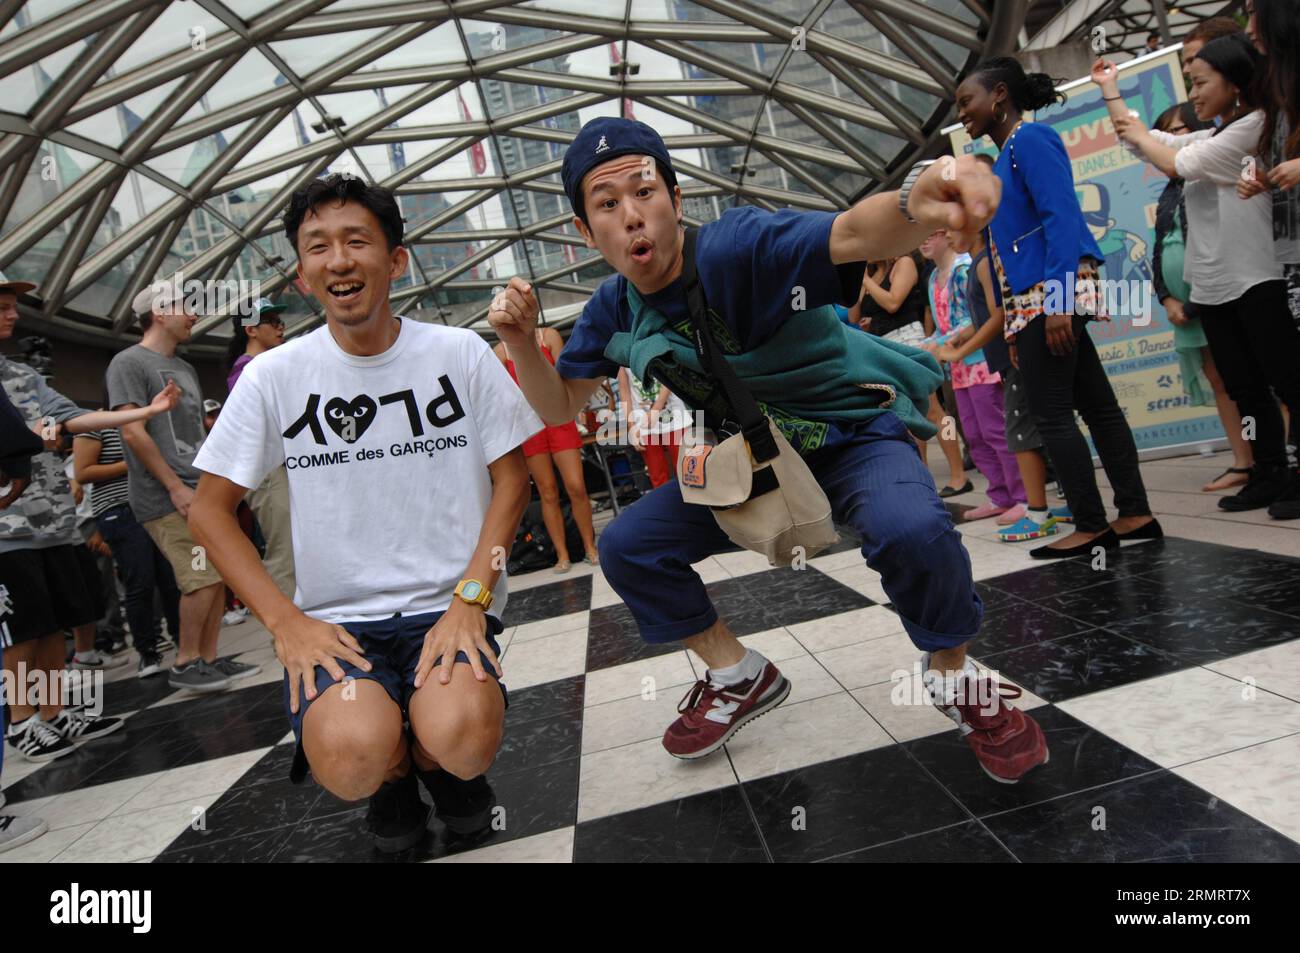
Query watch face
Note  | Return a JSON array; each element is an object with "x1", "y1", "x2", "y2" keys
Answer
[{"x1": 462, "y1": 581, "x2": 482, "y2": 600}]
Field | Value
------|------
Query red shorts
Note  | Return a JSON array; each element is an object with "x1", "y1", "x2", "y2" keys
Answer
[{"x1": 523, "y1": 419, "x2": 584, "y2": 457}]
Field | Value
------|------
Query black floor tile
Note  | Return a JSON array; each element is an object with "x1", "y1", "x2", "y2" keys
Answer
[
  {"x1": 1135, "y1": 546, "x2": 1300, "y2": 597},
  {"x1": 1221, "y1": 578, "x2": 1300, "y2": 620},
  {"x1": 982, "y1": 559, "x2": 1129, "y2": 600},
  {"x1": 504, "y1": 577, "x2": 592, "y2": 625},
  {"x1": 170, "y1": 715, "x2": 291, "y2": 769},
  {"x1": 974, "y1": 582, "x2": 1022, "y2": 611},
  {"x1": 1038, "y1": 574, "x2": 1219, "y2": 630},
  {"x1": 904, "y1": 706, "x2": 1161, "y2": 818},
  {"x1": 96, "y1": 676, "x2": 179, "y2": 717},
  {"x1": 227, "y1": 742, "x2": 298, "y2": 789},
  {"x1": 3, "y1": 721, "x2": 195, "y2": 803},
  {"x1": 734, "y1": 567, "x2": 874, "y2": 622},
  {"x1": 824, "y1": 820, "x2": 1016, "y2": 863},
  {"x1": 270, "y1": 756, "x2": 580, "y2": 862},
  {"x1": 573, "y1": 785, "x2": 767, "y2": 863},
  {"x1": 493, "y1": 708, "x2": 583, "y2": 775},
  {"x1": 743, "y1": 747, "x2": 969, "y2": 862},
  {"x1": 1106, "y1": 599, "x2": 1300, "y2": 666},
  {"x1": 975, "y1": 628, "x2": 1190, "y2": 702},
  {"x1": 504, "y1": 674, "x2": 584, "y2": 725},
  {"x1": 967, "y1": 600, "x2": 1094, "y2": 656},
  {"x1": 155, "y1": 825, "x2": 297, "y2": 863},
  {"x1": 982, "y1": 770, "x2": 1300, "y2": 862},
  {"x1": 159, "y1": 772, "x2": 324, "y2": 855},
  {"x1": 586, "y1": 604, "x2": 682, "y2": 671}
]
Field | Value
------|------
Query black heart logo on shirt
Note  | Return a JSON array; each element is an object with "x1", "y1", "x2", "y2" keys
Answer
[{"x1": 323, "y1": 395, "x2": 377, "y2": 443}]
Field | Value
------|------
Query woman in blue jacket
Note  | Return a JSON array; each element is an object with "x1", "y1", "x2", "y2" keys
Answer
[{"x1": 953, "y1": 58, "x2": 1159, "y2": 558}]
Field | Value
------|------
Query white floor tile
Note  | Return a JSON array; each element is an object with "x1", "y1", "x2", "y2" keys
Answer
[
  {"x1": 581, "y1": 690, "x2": 683, "y2": 755},
  {"x1": 583, "y1": 651, "x2": 698, "y2": 708},
  {"x1": 1207, "y1": 641, "x2": 1300, "y2": 704},
  {"x1": 1174, "y1": 732, "x2": 1300, "y2": 842},
  {"x1": 786, "y1": 605, "x2": 908, "y2": 654},
  {"x1": 578, "y1": 737, "x2": 737, "y2": 822},
  {"x1": 52, "y1": 792, "x2": 224, "y2": 863},
  {"x1": 726, "y1": 692, "x2": 892, "y2": 782},
  {"x1": 498, "y1": 627, "x2": 588, "y2": 692},
  {"x1": 431, "y1": 826, "x2": 574, "y2": 863},
  {"x1": 111, "y1": 748, "x2": 270, "y2": 817},
  {"x1": 1059, "y1": 667, "x2": 1300, "y2": 768},
  {"x1": 512, "y1": 611, "x2": 590, "y2": 644},
  {"x1": 0, "y1": 821, "x2": 96, "y2": 864}
]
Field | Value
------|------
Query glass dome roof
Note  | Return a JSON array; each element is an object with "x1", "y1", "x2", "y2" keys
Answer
[{"x1": 0, "y1": 0, "x2": 1015, "y2": 351}]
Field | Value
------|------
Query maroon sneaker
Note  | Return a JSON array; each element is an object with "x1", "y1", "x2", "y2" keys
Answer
[
  {"x1": 663, "y1": 661, "x2": 790, "y2": 760},
  {"x1": 924, "y1": 662, "x2": 1049, "y2": 784}
]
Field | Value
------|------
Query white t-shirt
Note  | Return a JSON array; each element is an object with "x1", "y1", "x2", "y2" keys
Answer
[
  {"x1": 623, "y1": 372, "x2": 692, "y2": 436},
  {"x1": 194, "y1": 318, "x2": 543, "y2": 624}
]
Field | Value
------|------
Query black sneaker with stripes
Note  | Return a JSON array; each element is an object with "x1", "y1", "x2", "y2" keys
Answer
[
  {"x1": 5, "y1": 717, "x2": 76, "y2": 763},
  {"x1": 45, "y1": 707, "x2": 124, "y2": 743}
]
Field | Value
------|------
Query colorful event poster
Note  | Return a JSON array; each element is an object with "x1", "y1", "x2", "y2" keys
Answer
[{"x1": 947, "y1": 49, "x2": 1226, "y2": 455}]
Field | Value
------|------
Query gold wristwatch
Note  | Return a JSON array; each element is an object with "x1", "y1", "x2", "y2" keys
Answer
[{"x1": 454, "y1": 578, "x2": 493, "y2": 612}]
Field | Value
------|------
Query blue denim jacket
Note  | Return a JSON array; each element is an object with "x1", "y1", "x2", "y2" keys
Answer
[{"x1": 990, "y1": 121, "x2": 1103, "y2": 303}]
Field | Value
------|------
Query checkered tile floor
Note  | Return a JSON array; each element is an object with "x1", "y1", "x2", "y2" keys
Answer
[{"x1": 4, "y1": 451, "x2": 1300, "y2": 863}]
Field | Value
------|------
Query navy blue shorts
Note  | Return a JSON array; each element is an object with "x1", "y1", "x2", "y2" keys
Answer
[{"x1": 284, "y1": 609, "x2": 507, "y2": 784}]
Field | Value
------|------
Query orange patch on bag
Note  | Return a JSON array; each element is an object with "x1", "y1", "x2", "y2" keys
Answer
[{"x1": 681, "y1": 444, "x2": 711, "y2": 488}]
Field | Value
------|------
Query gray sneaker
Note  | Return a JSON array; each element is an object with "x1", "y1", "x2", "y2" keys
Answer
[
  {"x1": 0, "y1": 814, "x2": 48, "y2": 854},
  {"x1": 212, "y1": 656, "x2": 262, "y2": 681},
  {"x1": 168, "y1": 658, "x2": 232, "y2": 693}
]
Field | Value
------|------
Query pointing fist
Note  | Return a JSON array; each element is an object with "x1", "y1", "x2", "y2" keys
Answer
[{"x1": 487, "y1": 276, "x2": 540, "y2": 351}]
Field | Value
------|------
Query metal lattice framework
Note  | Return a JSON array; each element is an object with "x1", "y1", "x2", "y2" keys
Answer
[
  {"x1": 1023, "y1": 0, "x2": 1245, "y2": 56},
  {"x1": 0, "y1": 0, "x2": 1022, "y2": 353}
]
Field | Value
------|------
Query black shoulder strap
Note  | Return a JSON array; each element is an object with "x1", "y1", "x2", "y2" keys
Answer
[{"x1": 680, "y1": 228, "x2": 779, "y2": 463}]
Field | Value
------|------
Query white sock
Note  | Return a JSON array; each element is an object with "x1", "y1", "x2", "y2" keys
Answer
[
  {"x1": 74, "y1": 649, "x2": 99, "y2": 663},
  {"x1": 709, "y1": 649, "x2": 767, "y2": 687},
  {"x1": 1025, "y1": 506, "x2": 1050, "y2": 526},
  {"x1": 922, "y1": 656, "x2": 980, "y2": 705},
  {"x1": 7, "y1": 714, "x2": 34, "y2": 736}
]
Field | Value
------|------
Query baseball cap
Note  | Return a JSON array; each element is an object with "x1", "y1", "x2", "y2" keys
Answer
[
  {"x1": 561, "y1": 117, "x2": 677, "y2": 219},
  {"x1": 248, "y1": 297, "x2": 287, "y2": 322},
  {"x1": 131, "y1": 281, "x2": 185, "y2": 318},
  {"x1": 203, "y1": 399, "x2": 222, "y2": 414},
  {"x1": 0, "y1": 270, "x2": 37, "y2": 296}
]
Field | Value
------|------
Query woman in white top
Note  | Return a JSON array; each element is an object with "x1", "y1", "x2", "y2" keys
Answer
[
  {"x1": 1093, "y1": 35, "x2": 1300, "y2": 518},
  {"x1": 1239, "y1": 0, "x2": 1300, "y2": 326}
]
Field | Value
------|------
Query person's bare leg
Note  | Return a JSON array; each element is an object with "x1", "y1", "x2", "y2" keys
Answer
[
  {"x1": 928, "y1": 643, "x2": 968, "y2": 675},
  {"x1": 408, "y1": 666, "x2": 505, "y2": 780},
  {"x1": 301, "y1": 680, "x2": 406, "y2": 801},
  {"x1": 552, "y1": 448, "x2": 597, "y2": 560},
  {"x1": 36, "y1": 631, "x2": 67, "y2": 720},
  {"x1": 526, "y1": 452, "x2": 570, "y2": 565},
  {"x1": 198, "y1": 581, "x2": 224, "y2": 662},
  {"x1": 1201, "y1": 348, "x2": 1253, "y2": 490},
  {"x1": 72, "y1": 622, "x2": 96, "y2": 654},
  {"x1": 1016, "y1": 450, "x2": 1047, "y2": 508},
  {"x1": 683, "y1": 617, "x2": 746, "y2": 670},
  {"x1": 928, "y1": 393, "x2": 966, "y2": 490},
  {"x1": 175, "y1": 582, "x2": 221, "y2": 666},
  {"x1": 3, "y1": 638, "x2": 41, "y2": 722}
]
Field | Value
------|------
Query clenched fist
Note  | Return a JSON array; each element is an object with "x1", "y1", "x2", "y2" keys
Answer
[{"x1": 487, "y1": 276, "x2": 540, "y2": 351}]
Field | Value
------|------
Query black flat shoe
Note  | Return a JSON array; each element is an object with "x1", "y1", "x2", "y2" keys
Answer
[
  {"x1": 1030, "y1": 528, "x2": 1119, "y2": 560},
  {"x1": 939, "y1": 480, "x2": 974, "y2": 499},
  {"x1": 1114, "y1": 518, "x2": 1163, "y2": 542}
]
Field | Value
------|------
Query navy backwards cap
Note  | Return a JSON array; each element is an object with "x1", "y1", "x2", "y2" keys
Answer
[{"x1": 561, "y1": 117, "x2": 677, "y2": 218}]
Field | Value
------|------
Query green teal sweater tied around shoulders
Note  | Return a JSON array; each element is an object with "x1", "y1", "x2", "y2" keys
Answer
[{"x1": 604, "y1": 284, "x2": 943, "y2": 454}]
